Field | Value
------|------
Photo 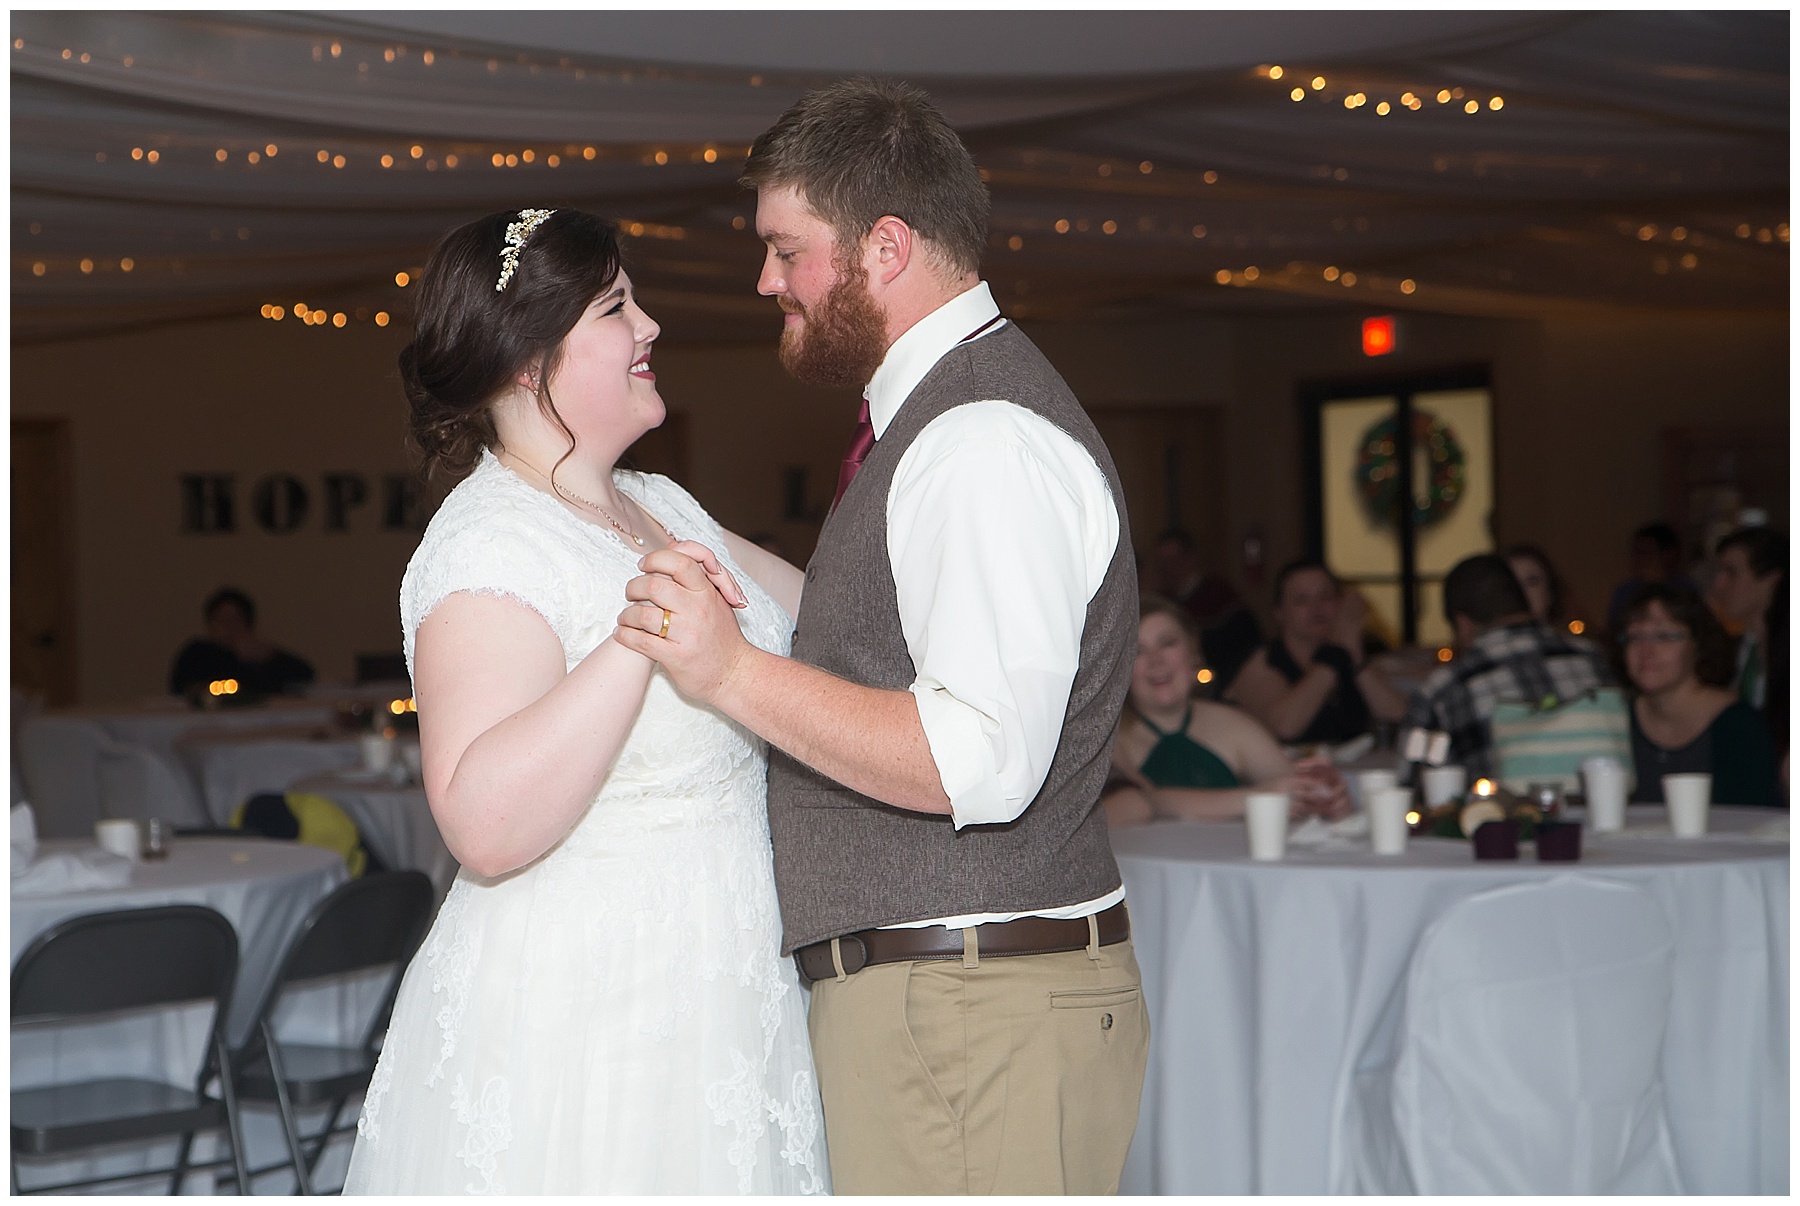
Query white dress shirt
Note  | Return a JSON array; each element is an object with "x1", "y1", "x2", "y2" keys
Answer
[{"x1": 866, "y1": 281, "x2": 1127, "y2": 929}]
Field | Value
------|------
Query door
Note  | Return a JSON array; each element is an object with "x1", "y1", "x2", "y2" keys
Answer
[
  {"x1": 1303, "y1": 369, "x2": 1495, "y2": 647},
  {"x1": 13, "y1": 419, "x2": 78, "y2": 704}
]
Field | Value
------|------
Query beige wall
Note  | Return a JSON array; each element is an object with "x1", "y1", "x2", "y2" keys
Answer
[
  {"x1": 13, "y1": 303, "x2": 1785, "y2": 704},
  {"x1": 1521, "y1": 312, "x2": 1788, "y2": 619},
  {"x1": 15, "y1": 318, "x2": 421, "y2": 705}
]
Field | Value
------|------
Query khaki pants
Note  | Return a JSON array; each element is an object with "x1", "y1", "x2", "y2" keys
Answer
[{"x1": 807, "y1": 936, "x2": 1149, "y2": 1195}]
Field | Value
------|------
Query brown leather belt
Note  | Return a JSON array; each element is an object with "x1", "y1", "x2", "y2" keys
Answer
[{"x1": 794, "y1": 902, "x2": 1129, "y2": 985}]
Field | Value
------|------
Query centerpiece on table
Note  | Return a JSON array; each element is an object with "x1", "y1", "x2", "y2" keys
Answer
[
  {"x1": 1409, "y1": 778, "x2": 1580, "y2": 860},
  {"x1": 1409, "y1": 777, "x2": 1549, "y2": 838}
]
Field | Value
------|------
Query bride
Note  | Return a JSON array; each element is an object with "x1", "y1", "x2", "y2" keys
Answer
[{"x1": 342, "y1": 209, "x2": 826, "y2": 1194}]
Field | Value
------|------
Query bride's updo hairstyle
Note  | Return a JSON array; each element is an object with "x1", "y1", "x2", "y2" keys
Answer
[{"x1": 401, "y1": 209, "x2": 623, "y2": 479}]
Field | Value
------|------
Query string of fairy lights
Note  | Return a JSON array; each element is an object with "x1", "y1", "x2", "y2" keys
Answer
[
  {"x1": 16, "y1": 33, "x2": 1790, "y2": 319},
  {"x1": 14, "y1": 28, "x2": 788, "y2": 95},
  {"x1": 80, "y1": 137, "x2": 746, "y2": 174},
  {"x1": 1258, "y1": 64, "x2": 1509, "y2": 115},
  {"x1": 1203, "y1": 212, "x2": 1790, "y2": 301}
]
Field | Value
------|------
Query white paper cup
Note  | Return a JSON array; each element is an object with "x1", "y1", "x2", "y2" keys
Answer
[
  {"x1": 1354, "y1": 769, "x2": 1399, "y2": 811},
  {"x1": 1582, "y1": 759, "x2": 1628, "y2": 833},
  {"x1": 1244, "y1": 793, "x2": 1290, "y2": 861},
  {"x1": 95, "y1": 818, "x2": 142, "y2": 863},
  {"x1": 1369, "y1": 788, "x2": 1412, "y2": 856},
  {"x1": 1420, "y1": 765, "x2": 1467, "y2": 807},
  {"x1": 1663, "y1": 773, "x2": 1712, "y2": 837},
  {"x1": 361, "y1": 732, "x2": 396, "y2": 772}
]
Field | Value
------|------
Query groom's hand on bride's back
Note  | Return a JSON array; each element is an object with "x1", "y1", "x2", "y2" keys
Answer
[{"x1": 618, "y1": 544, "x2": 755, "y2": 703}]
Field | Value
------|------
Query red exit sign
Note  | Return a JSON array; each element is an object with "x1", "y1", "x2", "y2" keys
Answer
[{"x1": 1362, "y1": 315, "x2": 1397, "y2": 357}]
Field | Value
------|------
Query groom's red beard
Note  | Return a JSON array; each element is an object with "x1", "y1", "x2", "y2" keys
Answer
[{"x1": 777, "y1": 262, "x2": 888, "y2": 389}]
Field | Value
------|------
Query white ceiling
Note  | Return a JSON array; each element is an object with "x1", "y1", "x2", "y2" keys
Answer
[
  {"x1": 332, "y1": 11, "x2": 1553, "y2": 78},
  {"x1": 11, "y1": 10, "x2": 1788, "y2": 343}
]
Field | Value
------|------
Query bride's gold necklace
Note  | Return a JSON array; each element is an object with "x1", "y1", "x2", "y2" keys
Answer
[{"x1": 505, "y1": 454, "x2": 655, "y2": 547}]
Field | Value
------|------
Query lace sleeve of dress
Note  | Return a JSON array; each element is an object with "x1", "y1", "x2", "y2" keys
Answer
[{"x1": 400, "y1": 509, "x2": 570, "y2": 681}]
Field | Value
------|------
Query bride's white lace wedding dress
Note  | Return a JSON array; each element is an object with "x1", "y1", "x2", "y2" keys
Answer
[{"x1": 342, "y1": 452, "x2": 826, "y2": 1195}]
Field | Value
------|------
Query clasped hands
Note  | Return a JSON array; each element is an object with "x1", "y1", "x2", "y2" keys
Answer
[
  {"x1": 615, "y1": 542, "x2": 755, "y2": 704},
  {"x1": 1284, "y1": 754, "x2": 1353, "y2": 820}
]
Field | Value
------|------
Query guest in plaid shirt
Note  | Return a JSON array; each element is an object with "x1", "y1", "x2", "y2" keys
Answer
[{"x1": 1405, "y1": 554, "x2": 1617, "y2": 778}]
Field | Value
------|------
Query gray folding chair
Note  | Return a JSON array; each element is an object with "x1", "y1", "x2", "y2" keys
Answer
[
  {"x1": 11, "y1": 905, "x2": 250, "y2": 1194},
  {"x1": 231, "y1": 871, "x2": 435, "y2": 1193}
]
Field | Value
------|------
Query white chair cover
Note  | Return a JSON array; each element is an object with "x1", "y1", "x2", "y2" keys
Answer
[
  {"x1": 11, "y1": 689, "x2": 44, "y2": 806},
  {"x1": 95, "y1": 743, "x2": 210, "y2": 827},
  {"x1": 15, "y1": 716, "x2": 108, "y2": 838},
  {"x1": 1353, "y1": 875, "x2": 1682, "y2": 1194}
]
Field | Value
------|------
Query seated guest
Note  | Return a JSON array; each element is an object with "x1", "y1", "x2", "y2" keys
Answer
[
  {"x1": 1708, "y1": 525, "x2": 1787, "y2": 754},
  {"x1": 1104, "y1": 594, "x2": 1350, "y2": 827},
  {"x1": 1507, "y1": 544, "x2": 1572, "y2": 630},
  {"x1": 1226, "y1": 560, "x2": 1407, "y2": 745},
  {"x1": 169, "y1": 587, "x2": 315, "y2": 697},
  {"x1": 1149, "y1": 528, "x2": 1261, "y2": 690},
  {"x1": 1618, "y1": 583, "x2": 1779, "y2": 807},
  {"x1": 1405, "y1": 554, "x2": 1616, "y2": 779}
]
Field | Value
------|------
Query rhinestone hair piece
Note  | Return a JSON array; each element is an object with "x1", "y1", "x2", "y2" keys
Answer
[{"x1": 496, "y1": 208, "x2": 556, "y2": 292}]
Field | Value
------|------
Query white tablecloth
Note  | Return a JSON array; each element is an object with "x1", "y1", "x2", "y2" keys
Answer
[
  {"x1": 174, "y1": 727, "x2": 362, "y2": 825},
  {"x1": 292, "y1": 768, "x2": 459, "y2": 894},
  {"x1": 17, "y1": 703, "x2": 347, "y2": 840},
  {"x1": 73, "y1": 699, "x2": 339, "y2": 762},
  {"x1": 13, "y1": 837, "x2": 349, "y2": 1047},
  {"x1": 12, "y1": 836, "x2": 353, "y2": 1193},
  {"x1": 1114, "y1": 805, "x2": 1788, "y2": 1196}
]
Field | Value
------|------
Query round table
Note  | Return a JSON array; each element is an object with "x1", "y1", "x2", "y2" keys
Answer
[
  {"x1": 1112, "y1": 805, "x2": 1788, "y2": 1196},
  {"x1": 174, "y1": 727, "x2": 362, "y2": 826},
  {"x1": 13, "y1": 835, "x2": 349, "y2": 1046},
  {"x1": 12, "y1": 836, "x2": 350, "y2": 1193},
  {"x1": 73, "y1": 699, "x2": 339, "y2": 763},
  {"x1": 292, "y1": 766, "x2": 458, "y2": 894}
]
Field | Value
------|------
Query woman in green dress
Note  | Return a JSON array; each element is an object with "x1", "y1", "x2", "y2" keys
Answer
[{"x1": 1104, "y1": 594, "x2": 1351, "y2": 827}]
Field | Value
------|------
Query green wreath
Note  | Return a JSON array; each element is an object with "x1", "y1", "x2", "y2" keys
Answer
[{"x1": 1355, "y1": 410, "x2": 1465, "y2": 529}]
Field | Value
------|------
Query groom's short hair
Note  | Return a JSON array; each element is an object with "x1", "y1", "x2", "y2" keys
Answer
[{"x1": 741, "y1": 77, "x2": 990, "y2": 277}]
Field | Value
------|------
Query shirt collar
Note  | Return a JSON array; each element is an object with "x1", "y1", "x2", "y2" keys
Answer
[
  {"x1": 1473, "y1": 618, "x2": 1547, "y2": 652},
  {"x1": 863, "y1": 281, "x2": 1002, "y2": 440}
]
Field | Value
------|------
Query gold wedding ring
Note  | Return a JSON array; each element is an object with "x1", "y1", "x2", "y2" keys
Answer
[{"x1": 658, "y1": 608, "x2": 672, "y2": 639}]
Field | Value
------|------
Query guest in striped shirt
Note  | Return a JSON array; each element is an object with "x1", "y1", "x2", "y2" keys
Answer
[{"x1": 1403, "y1": 554, "x2": 1616, "y2": 779}]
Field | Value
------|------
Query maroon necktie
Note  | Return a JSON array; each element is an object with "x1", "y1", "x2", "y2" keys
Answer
[
  {"x1": 831, "y1": 398, "x2": 876, "y2": 511},
  {"x1": 829, "y1": 315, "x2": 1003, "y2": 512}
]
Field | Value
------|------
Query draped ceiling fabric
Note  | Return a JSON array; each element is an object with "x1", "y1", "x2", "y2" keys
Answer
[{"x1": 11, "y1": 10, "x2": 1788, "y2": 344}]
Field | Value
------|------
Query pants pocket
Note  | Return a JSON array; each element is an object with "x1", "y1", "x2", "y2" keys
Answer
[
  {"x1": 1048, "y1": 985, "x2": 1142, "y2": 1009},
  {"x1": 1049, "y1": 984, "x2": 1142, "y2": 1047},
  {"x1": 902, "y1": 961, "x2": 966, "y2": 1124}
]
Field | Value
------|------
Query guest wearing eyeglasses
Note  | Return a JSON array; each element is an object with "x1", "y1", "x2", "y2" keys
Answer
[
  {"x1": 1618, "y1": 583, "x2": 1780, "y2": 807},
  {"x1": 1707, "y1": 525, "x2": 1787, "y2": 755}
]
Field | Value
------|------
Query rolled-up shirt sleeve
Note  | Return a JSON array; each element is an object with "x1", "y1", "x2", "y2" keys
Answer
[{"x1": 888, "y1": 400, "x2": 1120, "y2": 828}]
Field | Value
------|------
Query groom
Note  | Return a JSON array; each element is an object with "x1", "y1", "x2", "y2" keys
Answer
[{"x1": 621, "y1": 78, "x2": 1147, "y2": 1194}]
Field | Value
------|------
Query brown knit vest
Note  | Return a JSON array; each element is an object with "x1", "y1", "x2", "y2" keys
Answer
[{"x1": 765, "y1": 322, "x2": 1137, "y2": 954}]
